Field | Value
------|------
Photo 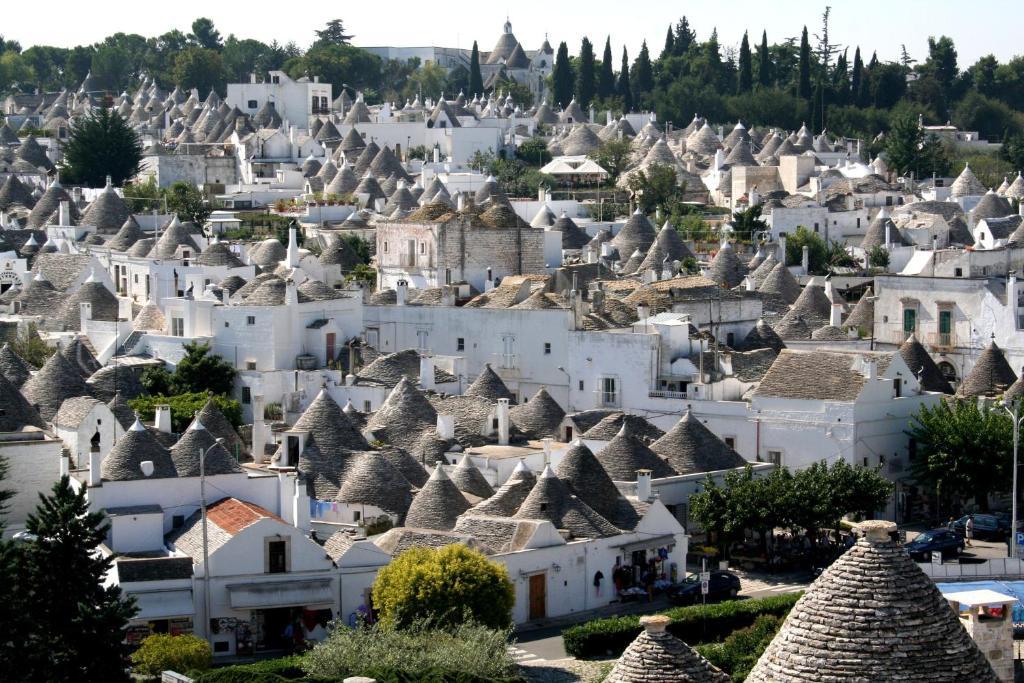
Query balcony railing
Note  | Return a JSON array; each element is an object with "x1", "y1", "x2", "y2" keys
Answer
[
  {"x1": 649, "y1": 389, "x2": 687, "y2": 400},
  {"x1": 926, "y1": 331, "x2": 956, "y2": 351}
]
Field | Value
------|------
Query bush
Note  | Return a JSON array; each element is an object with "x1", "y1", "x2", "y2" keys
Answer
[
  {"x1": 561, "y1": 592, "x2": 801, "y2": 659},
  {"x1": 195, "y1": 656, "x2": 332, "y2": 683},
  {"x1": 372, "y1": 545, "x2": 514, "y2": 630},
  {"x1": 131, "y1": 633, "x2": 212, "y2": 677},
  {"x1": 695, "y1": 614, "x2": 782, "y2": 681},
  {"x1": 129, "y1": 392, "x2": 242, "y2": 432},
  {"x1": 302, "y1": 620, "x2": 521, "y2": 683}
]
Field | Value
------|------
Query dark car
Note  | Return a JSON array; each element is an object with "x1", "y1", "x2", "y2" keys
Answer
[
  {"x1": 667, "y1": 570, "x2": 741, "y2": 606},
  {"x1": 905, "y1": 529, "x2": 965, "y2": 562},
  {"x1": 951, "y1": 514, "x2": 1004, "y2": 541}
]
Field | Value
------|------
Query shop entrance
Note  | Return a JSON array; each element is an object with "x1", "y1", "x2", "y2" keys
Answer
[
  {"x1": 528, "y1": 573, "x2": 546, "y2": 620},
  {"x1": 256, "y1": 607, "x2": 295, "y2": 652}
]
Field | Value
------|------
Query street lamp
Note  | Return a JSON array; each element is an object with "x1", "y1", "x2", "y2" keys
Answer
[{"x1": 999, "y1": 397, "x2": 1024, "y2": 559}]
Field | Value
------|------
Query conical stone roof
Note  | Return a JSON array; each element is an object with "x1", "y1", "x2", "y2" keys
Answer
[
  {"x1": 950, "y1": 163, "x2": 987, "y2": 198},
  {"x1": 0, "y1": 175, "x2": 36, "y2": 210},
  {"x1": 742, "y1": 319, "x2": 786, "y2": 353},
  {"x1": 555, "y1": 439, "x2": 639, "y2": 529},
  {"x1": 404, "y1": 463, "x2": 470, "y2": 530},
  {"x1": 170, "y1": 417, "x2": 243, "y2": 476},
  {"x1": 336, "y1": 450, "x2": 413, "y2": 517},
  {"x1": 899, "y1": 334, "x2": 953, "y2": 394},
  {"x1": 554, "y1": 212, "x2": 591, "y2": 250},
  {"x1": 468, "y1": 460, "x2": 536, "y2": 517},
  {"x1": 107, "y1": 391, "x2": 135, "y2": 430},
  {"x1": 61, "y1": 336, "x2": 102, "y2": 378},
  {"x1": 514, "y1": 465, "x2": 619, "y2": 538},
  {"x1": 606, "y1": 614, "x2": 730, "y2": 683},
  {"x1": 595, "y1": 422, "x2": 676, "y2": 481},
  {"x1": 80, "y1": 182, "x2": 132, "y2": 234},
  {"x1": 747, "y1": 520, "x2": 999, "y2": 682},
  {"x1": 450, "y1": 455, "x2": 495, "y2": 499},
  {"x1": 102, "y1": 417, "x2": 178, "y2": 481},
  {"x1": 757, "y1": 262, "x2": 801, "y2": 306},
  {"x1": 0, "y1": 343, "x2": 34, "y2": 389},
  {"x1": 21, "y1": 350, "x2": 91, "y2": 422},
  {"x1": 366, "y1": 377, "x2": 438, "y2": 452},
  {"x1": 705, "y1": 242, "x2": 747, "y2": 289},
  {"x1": 106, "y1": 216, "x2": 146, "y2": 251},
  {"x1": 843, "y1": 287, "x2": 875, "y2": 333},
  {"x1": 611, "y1": 210, "x2": 657, "y2": 259},
  {"x1": 957, "y1": 341, "x2": 1018, "y2": 397},
  {"x1": 651, "y1": 410, "x2": 747, "y2": 474},
  {"x1": 0, "y1": 371, "x2": 45, "y2": 431},
  {"x1": 464, "y1": 363, "x2": 516, "y2": 403},
  {"x1": 509, "y1": 387, "x2": 565, "y2": 439}
]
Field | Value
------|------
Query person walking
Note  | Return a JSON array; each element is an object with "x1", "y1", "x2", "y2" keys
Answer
[{"x1": 965, "y1": 514, "x2": 975, "y2": 548}]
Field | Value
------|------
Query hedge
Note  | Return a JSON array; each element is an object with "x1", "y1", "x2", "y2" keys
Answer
[
  {"x1": 195, "y1": 656, "x2": 521, "y2": 683},
  {"x1": 695, "y1": 614, "x2": 783, "y2": 681},
  {"x1": 561, "y1": 592, "x2": 801, "y2": 659}
]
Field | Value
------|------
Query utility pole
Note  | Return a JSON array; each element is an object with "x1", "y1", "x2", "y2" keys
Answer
[{"x1": 200, "y1": 445, "x2": 212, "y2": 644}]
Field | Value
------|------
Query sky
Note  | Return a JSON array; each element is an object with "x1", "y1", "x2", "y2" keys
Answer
[{"x1": 4, "y1": 0, "x2": 1022, "y2": 67}]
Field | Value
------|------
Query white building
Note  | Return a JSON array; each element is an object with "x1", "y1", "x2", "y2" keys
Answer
[{"x1": 227, "y1": 71, "x2": 333, "y2": 129}]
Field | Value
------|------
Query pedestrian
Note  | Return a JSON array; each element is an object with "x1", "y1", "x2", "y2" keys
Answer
[
  {"x1": 593, "y1": 570, "x2": 604, "y2": 598},
  {"x1": 947, "y1": 517, "x2": 955, "y2": 531},
  {"x1": 965, "y1": 514, "x2": 975, "y2": 547}
]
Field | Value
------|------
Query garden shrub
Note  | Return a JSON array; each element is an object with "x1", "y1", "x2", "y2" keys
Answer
[{"x1": 130, "y1": 633, "x2": 212, "y2": 677}]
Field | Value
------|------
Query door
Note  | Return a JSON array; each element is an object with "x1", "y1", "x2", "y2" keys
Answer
[
  {"x1": 528, "y1": 573, "x2": 546, "y2": 620},
  {"x1": 938, "y1": 310, "x2": 952, "y2": 346},
  {"x1": 902, "y1": 308, "x2": 916, "y2": 335},
  {"x1": 325, "y1": 333, "x2": 336, "y2": 364}
]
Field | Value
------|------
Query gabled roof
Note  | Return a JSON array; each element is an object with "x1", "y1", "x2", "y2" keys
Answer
[
  {"x1": 169, "y1": 498, "x2": 285, "y2": 558},
  {"x1": 754, "y1": 349, "x2": 893, "y2": 402}
]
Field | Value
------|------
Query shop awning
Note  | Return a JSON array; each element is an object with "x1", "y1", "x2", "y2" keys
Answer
[
  {"x1": 226, "y1": 578, "x2": 334, "y2": 610},
  {"x1": 611, "y1": 535, "x2": 677, "y2": 554},
  {"x1": 130, "y1": 589, "x2": 195, "y2": 620}
]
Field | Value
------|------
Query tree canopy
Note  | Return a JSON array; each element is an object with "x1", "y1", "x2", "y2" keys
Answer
[{"x1": 60, "y1": 108, "x2": 142, "y2": 187}]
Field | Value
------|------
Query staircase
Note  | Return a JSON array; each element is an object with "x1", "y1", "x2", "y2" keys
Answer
[{"x1": 117, "y1": 330, "x2": 144, "y2": 356}]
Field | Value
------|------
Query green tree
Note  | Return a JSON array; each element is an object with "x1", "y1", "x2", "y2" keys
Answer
[
  {"x1": 372, "y1": 545, "x2": 514, "y2": 630},
  {"x1": 737, "y1": 31, "x2": 753, "y2": 94},
  {"x1": 797, "y1": 26, "x2": 812, "y2": 99},
  {"x1": 617, "y1": 47, "x2": 632, "y2": 111},
  {"x1": 757, "y1": 31, "x2": 772, "y2": 88},
  {"x1": 867, "y1": 245, "x2": 890, "y2": 269},
  {"x1": 61, "y1": 107, "x2": 142, "y2": 187},
  {"x1": 189, "y1": 18, "x2": 222, "y2": 50},
  {"x1": 0, "y1": 454, "x2": 17, "y2": 677},
  {"x1": 588, "y1": 138, "x2": 632, "y2": 180},
  {"x1": 673, "y1": 16, "x2": 695, "y2": 56},
  {"x1": 884, "y1": 110, "x2": 924, "y2": 177},
  {"x1": 469, "y1": 41, "x2": 483, "y2": 96},
  {"x1": 10, "y1": 477, "x2": 136, "y2": 681},
  {"x1": 785, "y1": 226, "x2": 827, "y2": 273},
  {"x1": 909, "y1": 400, "x2": 1012, "y2": 513},
  {"x1": 165, "y1": 181, "x2": 210, "y2": 224},
  {"x1": 90, "y1": 44, "x2": 131, "y2": 92},
  {"x1": 631, "y1": 40, "x2": 653, "y2": 108},
  {"x1": 173, "y1": 47, "x2": 225, "y2": 95},
  {"x1": 662, "y1": 26, "x2": 675, "y2": 60},
  {"x1": 516, "y1": 137, "x2": 552, "y2": 166},
  {"x1": 953, "y1": 91, "x2": 1022, "y2": 141},
  {"x1": 598, "y1": 37, "x2": 615, "y2": 100},
  {"x1": 129, "y1": 392, "x2": 242, "y2": 433},
  {"x1": 576, "y1": 37, "x2": 596, "y2": 109},
  {"x1": 314, "y1": 19, "x2": 353, "y2": 46},
  {"x1": 731, "y1": 204, "x2": 768, "y2": 241},
  {"x1": 131, "y1": 634, "x2": 211, "y2": 677},
  {"x1": 172, "y1": 341, "x2": 236, "y2": 395},
  {"x1": 626, "y1": 164, "x2": 682, "y2": 214},
  {"x1": 852, "y1": 47, "x2": 865, "y2": 106},
  {"x1": 286, "y1": 43, "x2": 381, "y2": 94},
  {"x1": 9, "y1": 323, "x2": 55, "y2": 368},
  {"x1": 222, "y1": 37, "x2": 276, "y2": 83},
  {"x1": 551, "y1": 41, "x2": 574, "y2": 107},
  {"x1": 919, "y1": 133, "x2": 952, "y2": 177},
  {"x1": 923, "y1": 35, "x2": 959, "y2": 111}
]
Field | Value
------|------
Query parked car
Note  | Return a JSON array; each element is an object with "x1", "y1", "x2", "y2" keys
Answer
[
  {"x1": 904, "y1": 529, "x2": 965, "y2": 562},
  {"x1": 667, "y1": 570, "x2": 741, "y2": 606},
  {"x1": 950, "y1": 514, "x2": 1005, "y2": 541}
]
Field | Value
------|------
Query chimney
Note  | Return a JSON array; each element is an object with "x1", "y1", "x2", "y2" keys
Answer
[
  {"x1": 88, "y1": 448, "x2": 102, "y2": 487},
  {"x1": 636, "y1": 469, "x2": 652, "y2": 502},
  {"x1": 286, "y1": 225, "x2": 300, "y2": 267},
  {"x1": 155, "y1": 404, "x2": 172, "y2": 433},
  {"x1": 285, "y1": 279, "x2": 298, "y2": 306},
  {"x1": 436, "y1": 414, "x2": 455, "y2": 440},
  {"x1": 292, "y1": 473, "x2": 310, "y2": 529},
  {"x1": 778, "y1": 233, "x2": 787, "y2": 265},
  {"x1": 1008, "y1": 272, "x2": 1017, "y2": 311},
  {"x1": 884, "y1": 222, "x2": 892, "y2": 249},
  {"x1": 945, "y1": 591, "x2": 1017, "y2": 682},
  {"x1": 542, "y1": 437, "x2": 552, "y2": 465},
  {"x1": 744, "y1": 276, "x2": 755, "y2": 292},
  {"x1": 863, "y1": 358, "x2": 878, "y2": 380},
  {"x1": 248, "y1": 395, "x2": 264, "y2": 464},
  {"x1": 932, "y1": 235, "x2": 939, "y2": 251},
  {"x1": 59, "y1": 200, "x2": 70, "y2": 226},
  {"x1": 250, "y1": 72, "x2": 256, "y2": 84},
  {"x1": 419, "y1": 354, "x2": 435, "y2": 390},
  {"x1": 441, "y1": 285, "x2": 456, "y2": 307},
  {"x1": 801, "y1": 245, "x2": 809, "y2": 273},
  {"x1": 637, "y1": 303, "x2": 650, "y2": 321},
  {"x1": 496, "y1": 398, "x2": 510, "y2": 445},
  {"x1": 830, "y1": 302, "x2": 844, "y2": 327},
  {"x1": 591, "y1": 288, "x2": 605, "y2": 314},
  {"x1": 600, "y1": 242, "x2": 613, "y2": 258},
  {"x1": 396, "y1": 279, "x2": 408, "y2": 306},
  {"x1": 79, "y1": 302, "x2": 93, "y2": 331},
  {"x1": 456, "y1": 192, "x2": 465, "y2": 211}
]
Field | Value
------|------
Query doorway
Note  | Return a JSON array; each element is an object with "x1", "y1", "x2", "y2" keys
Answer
[
  {"x1": 325, "y1": 333, "x2": 336, "y2": 365},
  {"x1": 528, "y1": 573, "x2": 546, "y2": 620}
]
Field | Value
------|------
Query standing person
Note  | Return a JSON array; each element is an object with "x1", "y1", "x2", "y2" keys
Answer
[
  {"x1": 593, "y1": 570, "x2": 604, "y2": 598},
  {"x1": 947, "y1": 517, "x2": 956, "y2": 531},
  {"x1": 965, "y1": 514, "x2": 975, "y2": 548}
]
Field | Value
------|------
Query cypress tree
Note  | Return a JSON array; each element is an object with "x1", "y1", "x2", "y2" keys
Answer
[
  {"x1": 552, "y1": 41, "x2": 574, "y2": 108},
  {"x1": 852, "y1": 47, "x2": 864, "y2": 106},
  {"x1": 757, "y1": 30, "x2": 771, "y2": 87},
  {"x1": 577, "y1": 37, "x2": 596, "y2": 109},
  {"x1": 663, "y1": 26, "x2": 675, "y2": 59},
  {"x1": 469, "y1": 41, "x2": 483, "y2": 96},
  {"x1": 738, "y1": 31, "x2": 753, "y2": 93},
  {"x1": 598, "y1": 37, "x2": 615, "y2": 100},
  {"x1": 674, "y1": 17, "x2": 694, "y2": 56},
  {"x1": 10, "y1": 477, "x2": 136, "y2": 681},
  {"x1": 617, "y1": 46, "x2": 632, "y2": 111},
  {"x1": 798, "y1": 26, "x2": 812, "y2": 99},
  {"x1": 632, "y1": 40, "x2": 653, "y2": 108}
]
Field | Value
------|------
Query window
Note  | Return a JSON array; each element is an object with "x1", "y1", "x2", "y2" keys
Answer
[
  {"x1": 247, "y1": 316, "x2": 256, "y2": 325},
  {"x1": 908, "y1": 437, "x2": 918, "y2": 461},
  {"x1": 246, "y1": 361, "x2": 257, "y2": 371},
  {"x1": 902, "y1": 308, "x2": 916, "y2": 334},
  {"x1": 172, "y1": 514, "x2": 184, "y2": 529},
  {"x1": 268, "y1": 540, "x2": 287, "y2": 574},
  {"x1": 445, "y1": 268, "x2": 452, "y2": 285},
  {"x1": 420, "y1": 242, "x2": 425, "y2": 254},
  {"x1": 353, "y1": 510, "x2": 361, "y2": 522},
  {"x1": 171, "y1": 317, "x2": 184, "y2": 337},
  {"x1": 241, "y1": 387, "x2": 251, "y2": 404},
  {"x1": 457, "y1": 337, "x2": 465, "y2": 352},
  {"x1": 886, "y1": 195, "x2": 893, "y2": 206},
  {"x1": 416, "y1": 329, "x2": 429, "y2": 352},
  {"x1": 600, "y1": 377, "x2": 617, "y2": 407},
  {"x1": 893, "y1": 378, "x2": 901, "y2": 398},
  {"x1": 224, "y1": 322, "x2": 229, "y2": 328},
  {"x1": 724, "y1": 437, "x2": 736, "y2": 449},
  {"x1": 726, "y1": 332, "x2": 734, "y2": 347},
  {"x1": 247, "y1": 99, "x2": 258, "y2": 109},
  {"x1": 579, "y1": 380, "x2": 584, "y2": 391},
  {"x1": 383, "y1": 242, "x2": 388, "y2": 253},
  {"x1": 857, "y1": 217, "x2": 861, "y2": 229},
  {"x1": 133, "y1": 274, "x2": 138, "y2": 283},
  {"x1": 955, "y1": 267, "x2": 963, "y2": 277},
  {"x1": 363, "y1": 400, "x2": 371, "y2": 412},
  {"x1": 544, "y1": 342, "x2": 551, "y2": 355},
  {"x1": 767, "y1": 450, "x2": 782, "y2": 466},
  {"x1": 214, "y1": 641, "x2": 229, "y2": 653},
  {"x1": 502, "y1": 335, "x2": 516, "y2": 368}
]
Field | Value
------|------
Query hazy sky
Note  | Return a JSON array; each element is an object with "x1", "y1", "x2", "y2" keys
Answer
[{"x1": 5, "y1": 0, "x2": 1022, "y2": 67}]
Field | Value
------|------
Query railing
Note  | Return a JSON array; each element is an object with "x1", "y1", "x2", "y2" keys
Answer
[
  {"x1": 649, "y1": 389, "x2": 687, "y2": 400},
  {"x1": 926, "y1": 331, "x2": 956, "y2": 351}
]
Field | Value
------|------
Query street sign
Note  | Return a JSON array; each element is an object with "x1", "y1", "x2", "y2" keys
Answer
[
  {"x1": 1016, "y1": 532, "x2": 1024, "y2": 547},
  {"x1": 931, "y1": 551, "x2": 943, "y2": 565},
  {"x1": 699, "y1": 571, "x2": 711, "y2": 583},
  {"x1": 701, "y1": 581, "x2": 710, "y2": 595}
]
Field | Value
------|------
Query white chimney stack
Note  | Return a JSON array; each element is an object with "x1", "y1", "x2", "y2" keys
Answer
[
  {"x1": 801, "y1": 245, "x2": 809, "y2": 273},
  {"x1": 419, "y1": 354, "x2": 435, "y2": 390},
  {"x1": 154, "y1": 404, "x2": 172, "y2": 433},
  {"x1": 436, "y1": 414, "x2": 455, "y2": 441},
  {"x1": 396, "y1": 279, "x2": 408, "y2": 306},
  {"x1": 830, "y1": 302, "x2": 844, "y2": 327},
  {"x1": 496, "y1": 398, "x2": 510, "y2": 445},
  {"x1": 88, "y1": 448, "x2": 102, "y2": 487},
  {"x1": 778, "y1": 233, "x2": 787, "y2": 265},
  {"x1": 636, "y1": 469, "x2": 652, "y2": 502}
]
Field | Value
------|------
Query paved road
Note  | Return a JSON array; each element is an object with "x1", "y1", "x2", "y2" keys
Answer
[{"x1": 513, "y1": 573, "x2": 810, "y2": 661}]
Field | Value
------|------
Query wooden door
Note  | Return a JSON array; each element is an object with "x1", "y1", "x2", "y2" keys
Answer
[{"x1": 528, "y1": 573, "x2": 546, "y2": 620}]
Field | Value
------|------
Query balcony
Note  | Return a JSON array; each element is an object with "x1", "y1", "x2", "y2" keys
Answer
[
  {"x1": 926, "y1": 331, "x2": 956, "y2": 351},
  {"x1": 649, "y1": 389, "x2": 687, "y2": 400}
]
